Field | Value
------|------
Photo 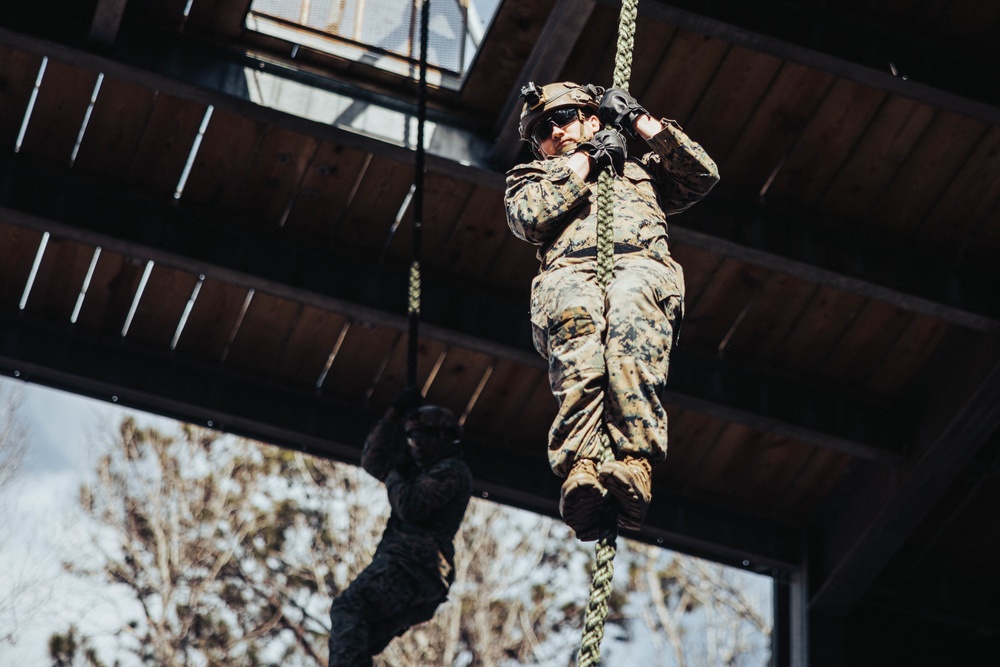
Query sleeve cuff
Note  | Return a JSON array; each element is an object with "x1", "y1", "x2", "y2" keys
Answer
[{"x1": 645, "y1": 119, "x2": 686, "y2": 154}]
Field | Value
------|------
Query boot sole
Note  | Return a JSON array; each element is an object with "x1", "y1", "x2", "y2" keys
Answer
[
  {"x1": 600, "y1": 472, "x2": 646, "y2": 531},
  {"x1": 561, "y1": 481, "x2": 605, "y2": 541}
]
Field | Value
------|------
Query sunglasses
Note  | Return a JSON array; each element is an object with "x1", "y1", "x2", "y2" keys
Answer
[
  {"x1": 406, "y1": 426, "x2": 440, "y2": 441},
  {"x1": 531, "y1": 107, "x2": 584, "y2": 144}
]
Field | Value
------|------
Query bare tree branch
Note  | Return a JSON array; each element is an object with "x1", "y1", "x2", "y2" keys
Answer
[{"x1": 52, "y1": 415, "x2": 771, "y2": 666}]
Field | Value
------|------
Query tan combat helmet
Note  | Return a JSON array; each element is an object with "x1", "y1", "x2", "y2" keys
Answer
[{"x1": 518, "y1": 81, "x2": 604, "y2": 144}]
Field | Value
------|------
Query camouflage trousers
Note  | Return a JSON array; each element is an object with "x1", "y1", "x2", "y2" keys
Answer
[
  {"x1": 328, "y1": 554, "x2": 448, "y2": 666},
  {"x1": 530, "y1": 243, "x2": 684, "y2": 477}
]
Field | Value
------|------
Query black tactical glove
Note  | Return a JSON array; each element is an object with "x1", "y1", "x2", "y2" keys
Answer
[
  {"x1": 579, "y1": 129, "x2": 627, "y2": 176},
  {"x1": 392, "y1": 385, "x2": 423, "y2": 411},
  {"x1": 391, "y1": 447, "x2": 418, "y2": 479},
  {"x1": 598, "y1": 88, "x2": 648, "y2": 138}
]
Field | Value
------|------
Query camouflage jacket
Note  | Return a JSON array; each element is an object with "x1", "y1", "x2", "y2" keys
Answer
[
  {"x1": 361, "y1": 406, "x2": 473, "y2": 589},
  {"x1": 505, "y1": 120, "x2": 719, "y2": 270}
]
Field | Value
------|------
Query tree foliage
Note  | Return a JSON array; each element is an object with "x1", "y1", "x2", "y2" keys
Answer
[
  {"x1": 48, "y1": 626, "x2": 111, "y2": 667},
  {"x1": 622, "y1": 543, "x2": 772, "y2": 666},
  {"x1": 0, "y1": 382, "x2": 30, "y2": 648},
  {"x1": 55, "y1": 415, "x2": 771, "y2": 666},
  {"x1": 0, "y1": 383, "x2": 27, "y2": 494}
]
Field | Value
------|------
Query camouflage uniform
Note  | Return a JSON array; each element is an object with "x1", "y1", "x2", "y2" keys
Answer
[
  {"x1": 505, "y1": 120, "x2": 719, "y2": 477},
  {"x1": 328, "y1": 405, "x2": 473, "y2": 667}
]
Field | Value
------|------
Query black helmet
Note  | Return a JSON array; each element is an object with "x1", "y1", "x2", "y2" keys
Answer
[{"x1": 405, "y1": 406, "x2": 461, "y2": 466}]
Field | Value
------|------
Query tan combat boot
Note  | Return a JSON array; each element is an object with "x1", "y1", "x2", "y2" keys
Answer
[
  {"x1": 559, "y1": 459, "x2": 606, "y2": 541},
  {"x1": 598, "y1": 456, "x2": 652, "y2": 531}
]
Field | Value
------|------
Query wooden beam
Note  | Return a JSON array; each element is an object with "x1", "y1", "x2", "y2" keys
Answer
[
  {"x1": 627, "y1": 0, "x2": 1000, "y2": 128},
  {"x1": 488, "y1": 0, "x2": 597, "y2": 165},
  {"x1": 0, "y1": 309, "x2": 803, "y2": 569},
  {"x1": 1, "y1": 27, "x2": 996, "y2": 331},
  {"x1": 0, "y1": 26, "x2": 503, "y2": 189},
  {"x1": 809, "y1": 333, "x2": 1000, "y2": 616},
  {"x1": 673, "y1": 201, "x2": 1000, "y2": 333},
  {"x1": 0, "y1": 155, "x2": 903, "y2": 463},
  {"x1": 88, "y1": 0, "x2": 131, "y2": 50}
]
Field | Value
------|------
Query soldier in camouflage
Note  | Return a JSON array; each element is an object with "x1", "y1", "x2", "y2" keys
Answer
[
  {"x1": 328, "y1": 391, "x2": 472, "y2": 666},
  {"x1": 505, "y1": 81, "x2": 719, "y2": 541}
]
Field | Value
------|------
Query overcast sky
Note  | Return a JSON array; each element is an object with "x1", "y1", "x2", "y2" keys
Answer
[
  {"x1": 0, "y1": 376, "x2": 658, "y2": 666},
  {"x1": 0, "y1": 376, "x2": 149, "y2": 666},
  {"x1": 0, "y1": 372, "x2": 772, "y2": 666},
  {"x1": 0, "y1": 376, "x2": 659, "y2": 666}
]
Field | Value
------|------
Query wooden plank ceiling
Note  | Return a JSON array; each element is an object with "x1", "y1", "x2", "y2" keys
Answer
[{"x1": 1, "y1": 0, "x2": 999, "y2": 661}]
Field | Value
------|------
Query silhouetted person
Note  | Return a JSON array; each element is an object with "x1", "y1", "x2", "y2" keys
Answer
[{"x1": 328, "y1": 390, "x2": 472, "y2": 666}]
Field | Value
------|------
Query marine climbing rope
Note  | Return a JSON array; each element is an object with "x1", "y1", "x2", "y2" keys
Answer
[
  {"x1": 577, "y1": 0, "x2": 640, "y2": 664},
  {"x1": 406, "y1": 0, "x2": 431, "y2": 389}
]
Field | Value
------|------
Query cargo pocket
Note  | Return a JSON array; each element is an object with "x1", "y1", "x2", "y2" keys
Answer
[
  {"x1": 546, "y1": 306, "x2": 601, "y2": 388},
  {"x1": 548, "y1": 307, "x2": 596, "y2": 359},
  {"x1": 530, "y1": 308, "x2": 550, "y2": 360},
  {"x1": 653, "y1": 282, "x2": 684, "y2": 353}
]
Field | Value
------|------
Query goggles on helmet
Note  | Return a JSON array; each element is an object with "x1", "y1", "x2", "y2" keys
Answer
[{"x1": 530, "y1": 107, "x2": 584, "y2": 145}]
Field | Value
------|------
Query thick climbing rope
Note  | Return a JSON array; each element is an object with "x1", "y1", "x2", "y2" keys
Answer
[
  {"x1": 406, "y1": 0, "x2": 431, "y2": 388},
  {"x1": 576, "y1": 0, "x2": 639, "y2": 665}
]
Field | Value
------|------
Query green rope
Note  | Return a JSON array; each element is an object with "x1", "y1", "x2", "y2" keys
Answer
[
  {"x1": 407, "y1": 261, "x2": 421, "y2": 316},
  {"x1": 598, "y1": 0, "x2": 639, "y2": 292},
  {"x1": 611, "y1": 0, "x2": 639, "y2": 91},
  {"x1": 577, "y1": 0, "x2": 639, "y2": 664},
  {"x1": 407, "y1": 0, "x2": 430, "y2": 389},
  {"x1": 576, "y1": 437, "x2": 618, "y2": 666},
  {"x1": 595, "y1": 169, "x2": 616, "y2": 292}
]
